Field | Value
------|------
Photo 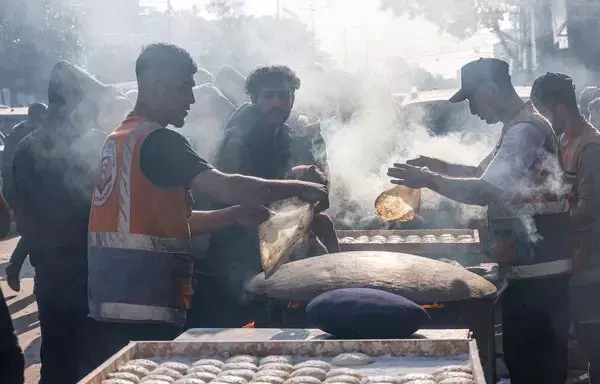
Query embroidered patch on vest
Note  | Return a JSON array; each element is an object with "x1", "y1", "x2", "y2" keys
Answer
[{"x1": 94, "y1": 139, "x2": 117, "y2": 206}]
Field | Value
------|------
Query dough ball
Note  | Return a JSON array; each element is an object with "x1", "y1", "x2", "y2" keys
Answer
[
  {"x1": 142, "y1": 376, "x2": 175, "y2": 383},
  {"x1": 118, "y1": 364, "x2": 150, "y2": 378},
  {"x1": 161, "y1": 362, "x2": 190, "y2": 375},
  {"x1": 397, "y1": 374, "x2": 435, "y2": 384},
  {"x1": 431, "y1": 366, "x2": 471, "y2": 376},
  {"x1": 150, "y1": 367, "x2": 184, "y2": 379},
  {"x1": 323, "y1": 375, "x2": 361, "y2": 384},
  {"x1": 258, "y1": 363, "x2": 294, "y2": 373},
  {"x1": 259, "y1": 356, "x2": 293, "y2": 365},
  {"x1": 331, "y1": 353, "x2": 373, "y2": 367},
  {"x1": 223, "y1": 362, "x2": 258, "y2": 372},
  {"x1": 290, "y1": 368, "x2": 327, "y2": 381},
  {"x1": 219, "y1": 369, "x2": 256, "y2": 381},
  {"x1": 103, "y1": 380, "x2": 137, "y2": 384},
  {"x1": 255, "y1": 370, "x2": 291, "y2": 380},
  {"x1": 227, "y1": 355, "x2": 259, "y2": 365},
  {"x1": 363, "y1": 376, "x2": 397, "y2": 384},
  {"x1": 129, "y1": 359, "x2": 160, "y2": 371},
  {"x1": 189, "y1": 365, "x2": 222, "y2": 375},
  {"x1": 284, "y1": 376, "x2": 322, "y2": 384},
  {"x1": 185, "y1": 370, "x2": 217, "y2": 381},
  {"x1": 250, "y1": 375, "x2": 286, "y2": 384},
  {"x1": 434, "y1": 372, "x2": 473, "y2": 382},
  {"x1": 293, "y1": 361, "x2": 331, "y2": 372},
  {"x1": 174, "y1": 379, "x2": 205, "y2": 384},
  {"x1": 326, "y1": 369, "x2": 364, "y2": 380},
  {"x1": 438, "y1": 380, "x2": 474, "y2": 384},
  {"x1": 192, "y1": 359, "x2": 225, "y2": 369},
  {"x1": 108, "y1": 372, "x2": 141, "y2": 383},
  {"x1": 214, "y1": 376, "x2": 248, "y2": 384}
]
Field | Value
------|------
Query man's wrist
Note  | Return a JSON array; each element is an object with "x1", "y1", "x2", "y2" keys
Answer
[{"x1": 423, "y1": 168, "x2": 440, "y2": 190}]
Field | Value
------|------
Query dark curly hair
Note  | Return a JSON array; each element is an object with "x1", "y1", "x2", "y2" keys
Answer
[
  {"x1": 245, "y1": 65, "x2": 301, "y2": 102},
  {"x1": 135, "y1": 43, "x2": 197, "y2": 80}
]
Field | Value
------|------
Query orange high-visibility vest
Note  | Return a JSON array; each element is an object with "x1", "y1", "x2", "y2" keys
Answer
[{"x1": 88, "y1": 114, "x2": 192, "y2": 325}]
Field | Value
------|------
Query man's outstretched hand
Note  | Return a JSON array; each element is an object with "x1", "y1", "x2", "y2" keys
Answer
[{"x1": 387, "y1": 163, "x2": 433, "y2": 189}]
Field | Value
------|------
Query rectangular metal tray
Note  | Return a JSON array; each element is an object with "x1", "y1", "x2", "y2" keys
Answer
[
  {"x1": 79, "y1": 338, "x2": 485, "y2": 384},
  {"x1": 336, "y1": 229, "x2": 482, "y2": 255}
]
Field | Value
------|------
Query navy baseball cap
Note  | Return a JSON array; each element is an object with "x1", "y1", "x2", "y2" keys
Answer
[{"x1": 450, "y1": 58, "x2": 511, "y2": 103}]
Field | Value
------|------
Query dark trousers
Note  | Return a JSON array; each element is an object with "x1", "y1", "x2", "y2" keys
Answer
[
  {"x1": 36, "y1": 297, "x2": 98, "y2": 384},
  {"x1": 571, "y1": 282, "x2": 600, "y2": 384},
  {"x1": 8, "y1": 237, "x2": 28, "y2": 272},
  {"x1": 501, "y1": 275, "x2": 570, "y2": 384},
  {"x1": 93, "y1": 321, "x2": 182, "y2": 363}
]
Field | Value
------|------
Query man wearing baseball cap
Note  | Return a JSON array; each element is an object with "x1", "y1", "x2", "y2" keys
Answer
[
  {"x1": 531, "y1": 72, "x2": 600, "y2": 383},
  {"x1": 389, "y1": 58, "x2": 573, "y2": 383}
]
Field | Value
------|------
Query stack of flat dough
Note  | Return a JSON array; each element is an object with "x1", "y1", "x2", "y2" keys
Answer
[{"x1": 102, "y1": 355, "x2": 474, "y2": 384}]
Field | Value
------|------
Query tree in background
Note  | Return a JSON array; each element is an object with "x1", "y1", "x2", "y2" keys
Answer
[{"x1": 0, "y1": 0, "x2": 85, "y2": 105}]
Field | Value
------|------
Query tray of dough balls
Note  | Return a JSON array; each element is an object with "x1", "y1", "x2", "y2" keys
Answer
[
  {"x1": 79, "y1": 338, "x2": 485, "y2": 384},
  {"x1": 336, "y1": 230, "x2": 482, "y2": 255}
]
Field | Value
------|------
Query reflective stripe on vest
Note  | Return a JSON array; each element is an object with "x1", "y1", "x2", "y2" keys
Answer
[
  {"x1": 501, "y1": 259, "x2": 572, "y2": 280},
  {"x1": 88, "y1": 119, "x2": 191, "y2": 326}
]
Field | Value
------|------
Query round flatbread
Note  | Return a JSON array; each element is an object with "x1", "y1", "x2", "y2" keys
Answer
[
  {"x1": 140, "y1": 381, "x2": 172, "y2": 384},
  {"x1": 185, "y1": 371, "x2": 217, "y2": 381},
  {"x1": 397, "y1": 374, "x2": 435, "y2": 384},
  {"x1": 401, "y1": 381, "x2": 436, "y2": 384},
  {"x1": 289, "y1": 368, "x2": 327, "y2": 381},
  {"x1": 363, "y1": 376, "x2": 396, "y2": 384},
  {"x1": 174, "y1": 379, "x2": 205, "y2": 384},
  {"x1": 326, "y1": 369, "x2": 364, "y2": 380},
  {"x1": 192, "y1": 359, "x2": 225, "y2": 368},
  {"x1": 108, "y1": 372, "x2": 141, "y2": 383},
  {"x1": 189, "y1": 365, "x2": 222, "y2": 375},
  {"x1": 141, "y1": 376, "x2": 175, "y2": 383},
  {"x1": 227, "y1": 355, "x2": 259, "y2": 365},
  {"x1": 255, "y1": 370, "x2": 290, "y2": 379},
  {"x1": 438, "y1": 379, "x2": 474, "y2": 384},
  {"x1": 258, "y1": 363, "x2": 294, "y2": 373},
  {"x1": 285, "y1": 377, "x2": 322, "y2": 384},
  {"x1": 150, "y1": 367, "x2": 184, "y2": 379},
  {"x1": 118, "y1": 365, "x2": 150, "y2": 378},
  {"x1": 161, "y1": 362, "x2": 190, "y2": 375},
  {"x1": 129, "y1": 359, "x2": 160, "y2": 371},
  {"x1": 219, "y1": 369, "x2": 256, "y2": 381},
  {"x1": 224, "y1": 362, "x2": 258, "y2": 372},
  {"x1": 259, "y1": 356, "x2": 293, "y2": 365},
  {"x1": 331, "y1": 353, "x2": 373, "y2": 367},
  {"x1": 323, "y1": 375, "x2": 361, "y2": 384},
  {"x1": 434, "y1": 372, "x2": 474, "y2": 382},
  {"x1": 293, "y1": 361, "x2": 331, "y2": 372},
  {"x1": 431, "y1": 366, "x2": 472, "y2": 376},
  {"x1": 103, "y1": 380, "x2": 137, "y2": 384},
  {"x1": 214, "y1": 377, "x2": 248, "y2": 384},
  {"x1": 250, "y1": 375, "x2": 285, "y2": 384}
]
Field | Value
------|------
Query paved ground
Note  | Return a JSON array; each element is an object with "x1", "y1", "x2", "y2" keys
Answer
[{"x1": 0, "y1": 236, "x2": 40, "y2": 384}]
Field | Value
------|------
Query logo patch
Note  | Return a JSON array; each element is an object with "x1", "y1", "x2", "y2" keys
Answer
[{"x1": 94, "y1": 140, "x2": 117, "y2": 206}]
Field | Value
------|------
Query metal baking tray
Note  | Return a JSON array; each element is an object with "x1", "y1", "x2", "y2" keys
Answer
[
  {"x1": 79, "y1": 339, "x2": 485, "y2": 384},
  {"x1": 336, "y1": 229, "x2": 482, "y2": 255}
]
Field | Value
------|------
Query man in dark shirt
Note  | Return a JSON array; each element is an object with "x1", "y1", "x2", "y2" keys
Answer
[
  {"x1": 3, "y1": 102, "x2": 47, "y2": 292},
  {"x1": 195, "y1": 66, "x2": 302, "y2": 328},
  {"x1": 12, "y1": 61, "x2": 109, "y2": 383}
]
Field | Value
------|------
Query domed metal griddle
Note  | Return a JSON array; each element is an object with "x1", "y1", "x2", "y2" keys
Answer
[{"x1": 246, "y1": 251, "x2": 497, "y2": 304}]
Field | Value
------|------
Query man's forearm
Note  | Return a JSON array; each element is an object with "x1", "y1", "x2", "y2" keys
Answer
[
  {"x1": 188, "y1": 207, "x2": 239, "y2": 235},
  {"x1": 427, "y1": 159, "x2": 479, "y2": 178},
  {"x1": 427, "y1": 173, "x2": 497, "y2": 206}
]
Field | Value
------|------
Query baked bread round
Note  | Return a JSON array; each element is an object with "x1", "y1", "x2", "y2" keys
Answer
[
  {"x1": 184, "y1": 371, "x2": 217, "y2": 381},
  {"x1": 257, "y1": 363, "x2": 294, "y2": 373},
  {"x1": 438, "y1": 379, "x2": 475, "y2": 384},
  {"x1": 284, "y1": 376, "x2": 322, "y2": 384},
  {"x1": 363, "y1": 375, "x2": 397, "y2": 384},
  {"x1": 431, "y1": 366, "x2": 472, "y2": 376},
  {"x1": 326, "y1": 369, "x2": 364, "y2": 380},
  {"x1": 219, "y1": 369, "x2": 255, "y2": 381},
  {"x1": 150, "y1": 367, "x2": 184, "y2": 380},
  {"x1": 289, "y1": 368, "x2": 327, "y2": 381},
  {"x1": 192, "y1": 359, "x2": 225, "y2": 369},
  {"x1": 188, "y1": 365, "x2": 222, "y2": 375},
  {"x1": 397, "y1": 374, "x2": 435, "y2": 384},
  {"x1": 250, "y1": 375, "x2": 286, "y2": 384},
  {"x1": 213, "y1": 377, "x2": 248, "y2": 384},
  {"x1": 223, "y1": 363, "x2": 258, "y2": 372},
  {"x1": 138, "y1": 381, "x2": 172, "y2": 384},
  {"x1": 161, "y1": 362, "x2": 190, "y2": 375},
  {"x1": 254, "y1": 370, "x2": 290, "y2": 380},
  {"x1": 293, "y1": 361, "x2": 331, "y2": 372},
  {"x1": 141, "y1": 376, "x2": 175, "y2": 383},
  {"x1": 259, "y1": 356, "x2": 293, "y2": 365},
  {"x1": 227, "y1": 355, "x2": 259, "y2": 365},
  {"x1": 331, "y1": 353, "x2": 373, "y2": 367},
  {"x1": 323, "y1": 375, "x2": 361, "y2": 384},
  {"x1": 129, "y1": 360, "x2": 160, "y2": 371},
  {"x1": 108, "y1": 372, "x2": 142, "y2": 383},
  {"x1": 434, "y1": 372, "x2": 474, "y2": 382},
  {"x1": 118, "y1": 365, "x2": 151, "y2": 378},
  {"x1": 102, "y1": 380, "x2": 138, "y2": 384},
  {"x1": 173, "y1": 379, "x2": 205, "y2": 384}
]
